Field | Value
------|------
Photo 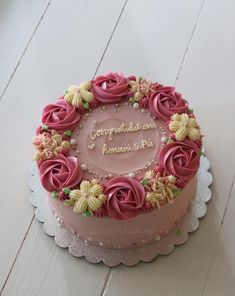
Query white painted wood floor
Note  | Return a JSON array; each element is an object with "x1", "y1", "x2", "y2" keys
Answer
[{"x1": 0, "y1": 0, "x2": 235, "y2": 295}]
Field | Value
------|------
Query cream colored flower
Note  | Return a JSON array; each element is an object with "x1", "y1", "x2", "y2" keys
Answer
[
  {"x1": 144, "y1": 170, "x2": 155, "y2": 179},
  {"x1": 32, "y1": 131, "x2": 71, "y2": 161},
  {"x1": 33, "y1": 151, "x2": 43, "y2": 161},
  {"x1": 51, "y1": 131, "x2": 63, "y2": 144},
  {"x1": 60, "y1": 141, "x2": 71, "y2": 150},
  {"x1": 169, "y1": 113, "x2": 201, "y2": 141},
  {"x1": 64, "y1": 81, "x2": 94, "y2": 108},
  {"x1": 129, "y1": 77, "x2": 153, "y2": 101},
  {"x1": 69, "y1": 180, "x2": 106, "y2": 215},
  {"x1": 146, "y1": 175, "x2": 180, "y2": 208},
  {"x1": 167, "y1": 175, "x2": 177, "y2": 184}
]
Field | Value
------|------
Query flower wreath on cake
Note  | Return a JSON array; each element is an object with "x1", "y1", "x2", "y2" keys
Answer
[{"x1": 33, "y1": 72, "x2": 203, "y2": 220}]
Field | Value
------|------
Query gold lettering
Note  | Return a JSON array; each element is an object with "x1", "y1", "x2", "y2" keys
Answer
[
  {"x1": 90, "y1": 129, "x2": 97, "y2": 140},
  {"x1": 102, "y1": 143, "x2": 108, "y2": 155},
  {"x1": 141, "y1": 140, "x2": 148, "y2": 148},
  {"x1": 90, "y1": 121, "x2": 157, "y2": 141},
  {"x1": 102, "y1": 139, "x2": 154, "y2": 155}
]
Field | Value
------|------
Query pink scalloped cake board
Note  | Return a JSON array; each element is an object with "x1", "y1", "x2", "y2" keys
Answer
[{"x1": 48, "y1": 176, "x2": 196, "y2": 249}]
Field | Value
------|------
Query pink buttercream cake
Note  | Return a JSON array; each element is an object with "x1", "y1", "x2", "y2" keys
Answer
[{"x1": 33, "y1": 72, "x2": 202, "y2": 249}]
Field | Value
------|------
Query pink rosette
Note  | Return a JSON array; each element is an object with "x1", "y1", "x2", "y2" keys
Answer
[
  {"x1": 142, "y1": 202, "x2": 153, "y2": 213},
  {"x1": 39, "y1": 154, "x2": 83, "y2": 192},
  {"x1": 91, "y1": 72, "x2": 129, "y2": 103},
  {"x1": 139, "y1": 83, "x2": 174, "y2": 108},
  {"x1": 104, "y1": 177, "x2": 145, "y2": 220},
  {"x1": 158, "y1": 140, "x2": 200, "y2": 183},
  {"x1": 94, "y1": 207, "x2": 108, "y2": 218},
  {"x1": 89, "y1": 98, "x2": 100, "y2": 108},
  {"x1": 42, "y1": 99, "x2": 81, "y2": 132},
  {"x1": 149, "y1": 88, "x2": 188, "y2": 121}
]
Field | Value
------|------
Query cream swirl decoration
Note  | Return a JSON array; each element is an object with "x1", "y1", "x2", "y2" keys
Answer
[
  {"x1": 129, "y1": 77, "x2": 153, "y2": 101},
  {"x1": 145, "y1": 173, "x2": 180, "y2": 208},
  {"x1": 169, "y1": 113, "x2": 201, "y2": 141},
  {"x1": 64, "y1": 81, "x2": 94, "y2": 108},
  {"x1": 68, "y1": 180, "x2": 106, "y2": 216}
]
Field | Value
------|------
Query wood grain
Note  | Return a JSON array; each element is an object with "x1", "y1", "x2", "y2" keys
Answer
[
  {"x1": 1, "y1": 222, "x2": 109, "y2": 296},
  {"x1": 96, "y1": 0, "x2": 204, "y2": 84},
  {"x1": 202, "y1": 176, "x2": 235, "y2": 296},
  {"x1": 0, "y1": 0, "x2": 125, "y2": 293},
  {"x1": 102, "y1": 0, "x2": 235, "y2": 295},
  {"x1": 0, "y1": 0, "x2": 235, "y2": 295},
  {"x1": 0, "y1": 0, "x2": 50, "y2": 98}
]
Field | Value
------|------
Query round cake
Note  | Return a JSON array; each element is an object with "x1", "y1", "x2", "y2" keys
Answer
[{"x1": 32, "y1": 72, "x2": 202, "y2": 249}]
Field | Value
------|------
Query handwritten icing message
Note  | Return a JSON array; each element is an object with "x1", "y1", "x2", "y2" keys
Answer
[
  {"x1": 102, "y1": 139, "x2": 154, "y2": 155},
  {"x1": 90, "y1": 122, "x2": 156, "y2": 141},
  {"x1": 89, "y1": 122, "x2": 157, "y2": 155}
]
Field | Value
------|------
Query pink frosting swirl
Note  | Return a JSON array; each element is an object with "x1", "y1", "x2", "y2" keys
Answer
[
  {"x1": 42, "y1": 99, "x2": 81, "y2": 132},
  {"x1": 91, "y1": 72, "x2": 129, "y2": 103},
  {"x1": 149, "y1": 89, "x2": 188, "y2": 121},
  {"x1": 158, "y1": 140, "x2": 200, "y2": 182},
  {"x1": 104, "y1": 177, "x2": 145, "y2": 220},
  {"x1": 39, "y1": 154, "x2": 83, "y2": 192},
  {"x1": 138, "y1": 83, "x2": 174, "y2": 108}
]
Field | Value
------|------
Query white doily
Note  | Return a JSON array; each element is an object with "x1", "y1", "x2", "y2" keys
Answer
[{"x1": 29, "y1": 156, "x2": 212, "y2": 266}]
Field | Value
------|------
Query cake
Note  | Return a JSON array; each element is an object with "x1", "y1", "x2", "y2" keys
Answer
[{"x1": 32, "y1": 72, "x2": 202, "y2": 249}]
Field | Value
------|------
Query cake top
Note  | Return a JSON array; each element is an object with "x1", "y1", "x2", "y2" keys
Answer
[{"x1": 33, "y1": 72, "x2": 202, "y2": 220}]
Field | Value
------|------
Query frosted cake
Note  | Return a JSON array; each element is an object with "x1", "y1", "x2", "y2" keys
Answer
[{"x1": 32, "y1": 72, "x2": 202, "y2": 249}]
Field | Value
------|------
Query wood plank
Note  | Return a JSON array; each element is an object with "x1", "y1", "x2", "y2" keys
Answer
[
  {"x1": 202, "y1": 176, "x2": 235, "y2": 296},
  {"x1": 1, "y1": 222, "x2": 109, "y2": 296},
  {"x1": 96, "y1": 0, "x2": 204, "y2": 85},
  {"x1": 102, "y1": 0, "x2": 235, "y2": 295},
  {"x1": 0, "y1": 0, "x2": 50, "y2": 97},
  {"x1": 0, "y1": 0, "x2": 125, "y2": 293}
]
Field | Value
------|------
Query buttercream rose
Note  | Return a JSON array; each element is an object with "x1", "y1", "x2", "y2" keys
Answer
[
  {"x1": 91, "y1": 72, "x2": 129, "y2": 103},
  {"x1": 149, "y1": 89, "x2": 188, "y2": 121},
  {"x1": 42, "y1": 99, "x2": 81, "y2": 132},
  {"x1": 39, "y1": 154, "x2": 83, "y2": 192},
  {"x1": 104, "y1": 177, "x2": 145, "y2": 220},
  {"x1": 158, "y1": 140, "x2": 200, "y2": 182}
]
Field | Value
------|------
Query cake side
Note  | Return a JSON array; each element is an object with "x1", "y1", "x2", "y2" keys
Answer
[{"x1": 48, "y1": 176, "x2": 196, "y2": 249}]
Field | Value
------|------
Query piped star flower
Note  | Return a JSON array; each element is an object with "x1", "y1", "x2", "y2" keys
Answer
[
  {"x1": 169, "y1": 113, "x2": 201, "y2": 141},
  {"x1": 64, "y1": 81, "x2": 94, "y2": 109},
  {"x1": 68, "y1": 180, "x2": 106, "y2": 216},
  {"x1": 146, "y1": 174, "x2": 180, "y2": 208},
  {"x1": 129, "y1": 77, "x2": 153, "y2": 101},
  {"x1": 32, "y1": 130, "x2": 70, "y2": 161}
]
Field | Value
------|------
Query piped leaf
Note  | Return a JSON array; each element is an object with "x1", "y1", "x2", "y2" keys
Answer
[
  {"x1": 52, "y1": 191, "x2": 59, "y2": 198},
  {"x1": 173, "y1": 189, "x2": 182, "y2": 197},
  {"x1": 129, "y1": 97, "x2": 136, "y2": 105},
  {"x1": 198, "y1": 149, "x2": 205, "y2": 157},
  {"x1": 140, "y1": 178, "x2": 148, "y2": 186},
  {"x1": 41, "y1": 124, "x2": 49, "y2": 131},
  {"x1": 82, "y1": 101, "x2": 89, "y2": 110},
  {"x1": 64, "y1": 130, "x2": 72, "y2": 137},
  {"x1": 83, "y1": 210, "x2": 92, "y2": 217},
  {"x1": 176, "y1": 229, "x2": 182, "y2": 237},
  {"x1": 62, "y1": 187, "x2": 71, "y2": 195}
]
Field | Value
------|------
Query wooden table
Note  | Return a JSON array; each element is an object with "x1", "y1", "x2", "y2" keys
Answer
[{"x1": 0, "y1": 0, "x2": 235, "y2": 295}]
